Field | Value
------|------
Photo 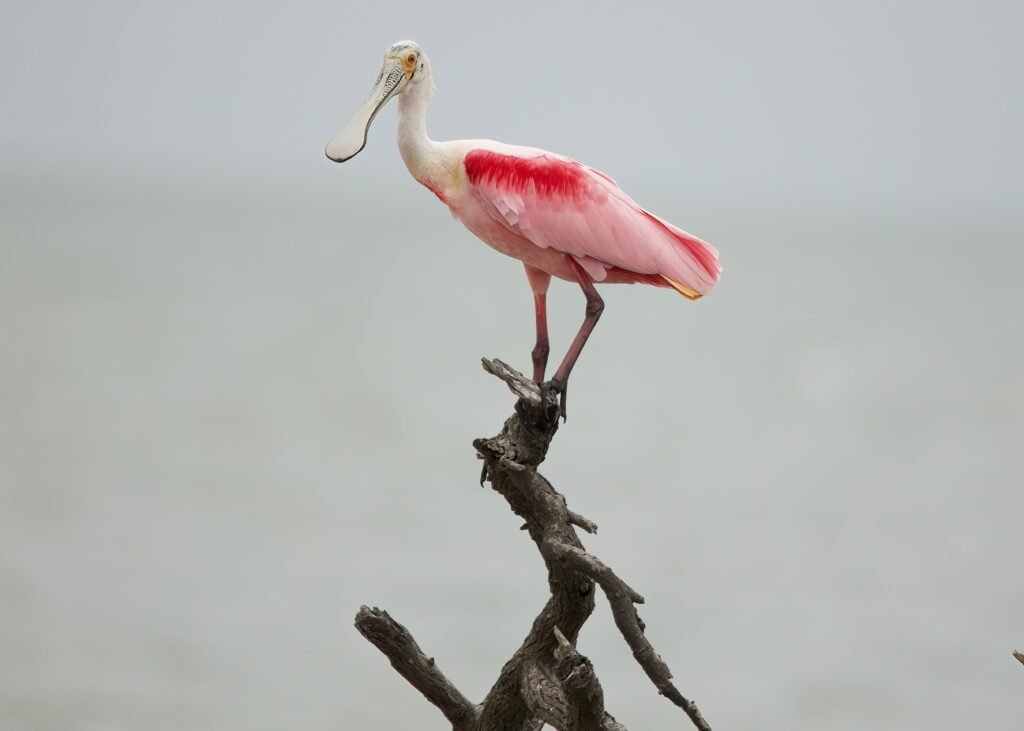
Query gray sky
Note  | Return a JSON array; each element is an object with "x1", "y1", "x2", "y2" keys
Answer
[{"x1": 2, "y1": 0, "x2": 1021, "y2": 210}]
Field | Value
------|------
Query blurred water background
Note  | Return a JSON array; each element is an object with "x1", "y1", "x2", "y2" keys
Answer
[{"x1": 2, "y1": 1, "x2": 1022, "y2": 729}]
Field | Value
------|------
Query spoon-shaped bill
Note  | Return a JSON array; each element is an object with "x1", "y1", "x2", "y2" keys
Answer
[{"x1": 325, "y1": 59, "x2": 406, "y2": 162}]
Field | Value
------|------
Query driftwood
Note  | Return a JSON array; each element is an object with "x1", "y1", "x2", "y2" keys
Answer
[{"x1": 354, "y1": 358, "x2": 711, "y2": 730}]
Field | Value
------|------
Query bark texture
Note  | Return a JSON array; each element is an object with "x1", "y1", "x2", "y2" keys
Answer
[{"x1": 353, "y1": 358, "x2": 711, "y2": 730}]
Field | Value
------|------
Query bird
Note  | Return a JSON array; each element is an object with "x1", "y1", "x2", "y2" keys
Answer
[{"x1": 326, "y1": 41, "x2": 721, "y2": 417}]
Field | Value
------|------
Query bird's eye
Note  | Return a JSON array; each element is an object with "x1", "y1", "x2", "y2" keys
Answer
[{"x1": 406, "y1": 53, "x2": 416, "y2": 64}]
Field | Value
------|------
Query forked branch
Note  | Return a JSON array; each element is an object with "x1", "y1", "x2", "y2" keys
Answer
[{"x1": 352, "y1": 358, "x2": 711, "y2": 730}]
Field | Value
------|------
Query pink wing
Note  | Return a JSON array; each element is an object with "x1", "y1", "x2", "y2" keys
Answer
[{"x1": 463, "y1": 147, "x2": 721, "y2": 298}]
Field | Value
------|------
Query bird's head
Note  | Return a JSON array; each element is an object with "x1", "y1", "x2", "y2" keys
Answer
[{"x1": 325, "y1": 40, "x2": 432, "y2": 163}]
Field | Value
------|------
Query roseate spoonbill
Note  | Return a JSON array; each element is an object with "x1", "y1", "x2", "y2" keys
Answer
[{"x1": 326, "y1": 41, "x2": 721, "y2": 415}]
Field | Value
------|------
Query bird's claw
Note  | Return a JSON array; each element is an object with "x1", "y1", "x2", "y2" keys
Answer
[{"x1": 538, "y1": 378, "x2": 568, "y2": 423}]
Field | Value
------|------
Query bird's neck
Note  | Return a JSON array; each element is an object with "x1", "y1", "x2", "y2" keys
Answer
[{"x1": 397, "y1": 80, "x2": 441, "y2": 186}]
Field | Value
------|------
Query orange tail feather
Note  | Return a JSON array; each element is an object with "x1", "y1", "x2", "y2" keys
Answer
[{"x1": 661, "y1": 275, "x2": 703, "y2": 300}]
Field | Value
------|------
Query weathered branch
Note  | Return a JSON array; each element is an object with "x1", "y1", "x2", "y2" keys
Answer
[
  {"x1": 552, "y1": 627, "x2": 629, "y2": 731},
  {"x1": 353, "y1": 358, "x2": 712, "y2": 730},
  {"x1": 554, "y1": 543, "x2": 710, "y2": 729},
  {"x1": 354, "y1": 606, "x2": 479, "y2": 729}
]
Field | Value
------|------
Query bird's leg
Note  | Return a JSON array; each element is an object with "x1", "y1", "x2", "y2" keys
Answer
[
  {"x1": 524, "y1": 264, "x2": 552, "y2": 391},
  {"x1": 531, "y1": 291, "x2": 550, "y2": 383},
  {"x1": 544, "y1": 257, "x2": 605, "y2": 420}
]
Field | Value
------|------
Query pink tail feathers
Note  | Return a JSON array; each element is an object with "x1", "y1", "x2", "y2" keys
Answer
[{"x1": 640, "y1": 210, "x2": 721, "y2": 299}]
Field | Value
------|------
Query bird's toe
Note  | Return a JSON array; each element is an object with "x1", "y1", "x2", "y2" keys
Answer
[{"x1": 538, "y1": 378, "x2": 567, "y2": 423}]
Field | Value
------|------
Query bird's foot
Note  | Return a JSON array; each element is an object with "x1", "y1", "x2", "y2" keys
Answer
[{"x1": 538, "y1": 377, "x2": 567, "y2": 423}]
